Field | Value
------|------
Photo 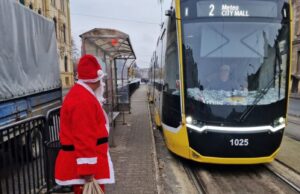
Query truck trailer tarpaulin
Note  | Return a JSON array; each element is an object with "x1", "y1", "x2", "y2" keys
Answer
[{"x1": 0, "y1": 0, "x2": 61, "y2": 101}]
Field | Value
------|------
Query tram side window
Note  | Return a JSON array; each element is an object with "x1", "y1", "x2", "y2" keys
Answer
[
  {"x1": 162, "y1": 14, "x2": 182, "y2": 128},
  {"x1": 154, "y1": 51, "x2": 163, "y2": 92},
  {"x1": 165, "y1": 16, "x2": 180, "y2": 95}
]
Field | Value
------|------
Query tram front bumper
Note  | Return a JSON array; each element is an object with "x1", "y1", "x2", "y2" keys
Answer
[{"x1": 187, "y1": 127, "x2": 284, "y2": 164}]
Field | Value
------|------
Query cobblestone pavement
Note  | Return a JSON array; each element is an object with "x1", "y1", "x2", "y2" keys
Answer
[{"x1": 106, "y1": 85, "x2": 157, "y2": 194}]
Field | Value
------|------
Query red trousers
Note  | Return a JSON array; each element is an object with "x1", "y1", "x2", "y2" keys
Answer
[{"x1": 73, "y1": 184, "x2": 105, "y2": 194}]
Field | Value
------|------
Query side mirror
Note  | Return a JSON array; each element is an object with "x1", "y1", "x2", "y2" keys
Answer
[{"x1": 165, "y1": 10, "x2": 172, "y2": 16}]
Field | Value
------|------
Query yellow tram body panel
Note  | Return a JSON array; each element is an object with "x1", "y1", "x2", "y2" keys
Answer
[
  {"x1": 188, "y1": 148, "x2": 279, "y2": 165},
  {"x1": 154, "y1": 107, "x2": 162, "y2": 127},
  {"x1": 162, "y1": 125, "x2": 190, "y2": 159}
]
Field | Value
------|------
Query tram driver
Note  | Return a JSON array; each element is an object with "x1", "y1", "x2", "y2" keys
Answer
[{"x1": 207, "y1": 64, "x2": 240, "y2": 91}]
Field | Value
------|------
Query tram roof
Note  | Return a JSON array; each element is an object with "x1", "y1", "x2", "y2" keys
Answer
[{"x1": 80, "y1": 28, "x2": 136, "y2": 60}]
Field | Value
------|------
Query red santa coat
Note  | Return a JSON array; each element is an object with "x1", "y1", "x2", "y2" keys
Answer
[{"x1": 55, "y1": 83, "x2": 115, "y2": 185}]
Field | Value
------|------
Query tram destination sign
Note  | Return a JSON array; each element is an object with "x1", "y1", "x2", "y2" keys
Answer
[{"x1": 196, "y1": 0, "x2": 278, "y2": 18}]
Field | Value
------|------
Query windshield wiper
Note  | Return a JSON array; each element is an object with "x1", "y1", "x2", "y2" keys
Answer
[
  {"x1": 238, "y1": 41, "x2": 283, "y2": 123},
  {"x1": 238, "y1": 74, "x2": 277, "y2": 123}
]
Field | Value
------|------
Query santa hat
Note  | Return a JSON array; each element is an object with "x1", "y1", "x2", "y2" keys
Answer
[{"x1": 77, "y1": 54, "x2": 105, "y2": 83}]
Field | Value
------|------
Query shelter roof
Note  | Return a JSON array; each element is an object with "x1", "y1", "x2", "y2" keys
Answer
[{"x1": 80, "y1": 28, "x2": 136, "y2": 59}]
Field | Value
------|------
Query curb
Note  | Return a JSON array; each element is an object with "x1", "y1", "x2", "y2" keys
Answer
[
  {"x1": 147, "y1": 101, "x2": 162, "y2": 194},
  {"x1": 288, "y1": 113, "x2": 300, "y2": 118},
  {"x1": 287, "y1": 115, "x2": 300, "y2": 124},
  {"x1": 290, "y1": 94, "x2": 300, "y2": 99}
]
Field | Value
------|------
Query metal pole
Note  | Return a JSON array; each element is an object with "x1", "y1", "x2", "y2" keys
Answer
[
  {"x1": 121, "y1": 59, "x2": 128, "y2": 124},
  {"x1": 121, "y1": 59, "x2": 128, "y2": 88},
  {"x1": 127, "y1": 60, "x2": 136, "y2": 115}
]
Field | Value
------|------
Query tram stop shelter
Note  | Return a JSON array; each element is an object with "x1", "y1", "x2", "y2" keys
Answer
[{"x1": 80, "y1": 28, "x2": 136, "y2": 134}]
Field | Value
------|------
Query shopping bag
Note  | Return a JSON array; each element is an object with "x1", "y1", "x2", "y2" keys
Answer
[{"x1": 83, "y1": 179, "x2": 104, "y2": 194}]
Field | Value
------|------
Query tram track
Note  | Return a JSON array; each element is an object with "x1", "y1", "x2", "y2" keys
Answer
[
  {"x1": 265, "y1": 159, "x2": 300, "y2": 193},
  {"x1": 183, "y1": 162, "x2": 300, "y2": 194},
  {"x1": 265, "y1": 166, "x2": 300, "y2": 193},
  {"x1": 183, "y1": 162, "x2": 207, "y2": 194},
  {"x1": 275, "y1": 158, "x2": 300, "y2": 177}
]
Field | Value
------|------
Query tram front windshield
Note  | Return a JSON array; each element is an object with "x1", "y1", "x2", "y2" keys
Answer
[{"x1": 181, "y1": 0, "x2": 290, "y2": 125}]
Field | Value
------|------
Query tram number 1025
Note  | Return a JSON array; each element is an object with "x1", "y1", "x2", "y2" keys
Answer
[{"x1": 229, "y1": 139, "x2": 249, "y2": 146}]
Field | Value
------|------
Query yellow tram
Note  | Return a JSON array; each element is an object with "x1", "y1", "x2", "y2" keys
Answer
[{"x1": 149, "y1": 0, "x2": 293, "y2": 164}]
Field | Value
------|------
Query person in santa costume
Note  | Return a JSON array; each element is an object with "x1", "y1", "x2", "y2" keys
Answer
[{"x1": 55, "y1": 54, "x2": 115, "y2": 193}]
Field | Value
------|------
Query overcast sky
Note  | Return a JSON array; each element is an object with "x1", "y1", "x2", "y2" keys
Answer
[{"x1": 70, "y1": 0, "x2": 172, "y2": 68}]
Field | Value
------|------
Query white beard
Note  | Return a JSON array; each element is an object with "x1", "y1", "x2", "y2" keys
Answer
[{"x1": 95, "y1": 80, "x2": 106, "y2": 105}]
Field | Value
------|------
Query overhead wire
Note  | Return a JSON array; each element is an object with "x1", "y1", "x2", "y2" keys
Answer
[{"x1": 71, "y1": 13, "x2": 161, "y2": 25}]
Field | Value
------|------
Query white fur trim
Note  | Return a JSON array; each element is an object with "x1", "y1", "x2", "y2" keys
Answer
[
  {"x1": 55, "y1": 179, "x2": 85, "y2": 185},
  {"x1": 56, "y1": 151, "x2": 115, "y2": 185},
  {"x1": 107, "y1": 151, "x2": 115, "y2": 183},
  {"x1": 77, "y1": 157, "x2": 97, "y2": 165},
  {"x1": 55, "y1": 177, "x2": 115, "y2": 185},
  {"x1": 77, "y1": 80, "x2": 106, "y2": 106},
  {"x1": 78, "y1": 77, "x2": 101, "y2": 83},
  {"x1": 97, "y1": 70, "x2": 106, "y2": 79},
  {"x1": 76, "y1": 80, "x2": 96, "y2": 97}
]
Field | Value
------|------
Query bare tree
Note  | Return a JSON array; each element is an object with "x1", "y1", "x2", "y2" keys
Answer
[
  {"x1": 71, "y1": 37, "x2": 80, "y2": 63},
  {"x1": 71, "y1": 37, "x2": 80, "y2": 79}
]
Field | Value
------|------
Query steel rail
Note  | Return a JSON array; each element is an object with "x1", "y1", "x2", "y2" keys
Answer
[
  {"x1": 183, "y1": 164, "x2": 207, "y2": 194},
  {"x1": 275, "y1": 159, "x2": 300, "y2": 176},
  {"x1": 265, "y1": 163, "x2": 300, "y2": 193}
]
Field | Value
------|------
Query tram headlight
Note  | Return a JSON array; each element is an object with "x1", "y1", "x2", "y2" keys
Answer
[
  {"x1": 278, "y1": 117, "x2": 285, "y2": 124},
  {"x1": 273, "y1": 117, "x2": 285, "y2": 127},
  {"x1": 186, "y1": 116, "x2": 199, "y2": 125},
  {"x1": 186, "y1": 116, "x2": 193, "y2": 124}
]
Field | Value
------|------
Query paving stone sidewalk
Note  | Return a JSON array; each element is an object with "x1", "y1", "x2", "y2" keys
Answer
[{"x1": 106, "y1": 85, "x2": 158, "y2": 194}]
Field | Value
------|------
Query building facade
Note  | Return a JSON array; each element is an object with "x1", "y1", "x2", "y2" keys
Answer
[
  {"x1": 292, "y1": 0, "x2": 300, "y2": 92},
  {"x1": 18, "y1": 0, "x2": 74, "y2": 88}
]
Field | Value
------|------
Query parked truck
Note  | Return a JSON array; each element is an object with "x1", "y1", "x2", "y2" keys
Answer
[{"x1": 0, "y1": 0, "x2": 62, "y2": 158}]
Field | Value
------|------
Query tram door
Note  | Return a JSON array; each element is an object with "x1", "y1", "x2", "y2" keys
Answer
[{"x1": 162, "y1": 13, "x2": 182, "y2": 128}]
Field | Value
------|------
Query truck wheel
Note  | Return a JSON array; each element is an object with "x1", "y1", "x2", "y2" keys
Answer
[{"x1": 28, "y1": 130, "x2": 43, "y2": 160}]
